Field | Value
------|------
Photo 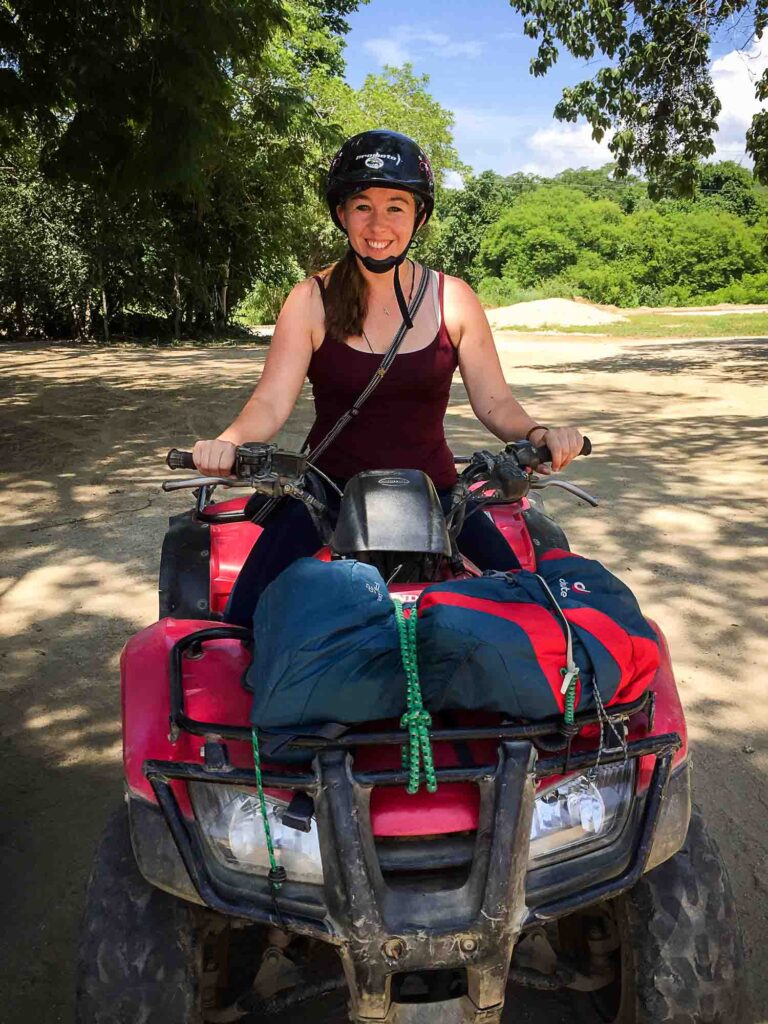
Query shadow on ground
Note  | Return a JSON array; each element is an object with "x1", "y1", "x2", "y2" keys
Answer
[{"x1": 1, "y1": 339, "x2": 765, "y2": 1021}]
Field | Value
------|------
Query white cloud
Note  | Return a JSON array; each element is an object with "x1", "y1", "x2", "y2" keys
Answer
[
  {"x1": 451, "y1": 106, "x2": 537, "y2": 174},
  {"x1": 523, "y1": 123, "x2": 613, "y2": 175},
  {"x1": 362, "y1": 26, "x2": 484, "y2": 68},
  {"x1": 364, "y1": 37, "x2": 410, "y2": 65},
  {"x1": 445, "y1": 38, "x2": 768, "y2": 180},
  {"x1": 711, "y1": 35, "x2": 768, "y2": 163},
  {"x1": 451, "y1": 107, "x2": 610, "y2": 176},
  {"x1": 415, "y1": 31, "x2": 483, "y2": 59},
  {"x1": 444, "y1": 169, "x2": 464, "y2": 189}
]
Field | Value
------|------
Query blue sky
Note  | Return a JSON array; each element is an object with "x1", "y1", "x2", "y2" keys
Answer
[{"x1": 341, "y1": 0, "x2": 768, "y2": 179}]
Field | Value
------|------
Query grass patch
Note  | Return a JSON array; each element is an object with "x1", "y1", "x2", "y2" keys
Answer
[{"x1": 497, "y1": 311, "x2": 768, "y2": 339}]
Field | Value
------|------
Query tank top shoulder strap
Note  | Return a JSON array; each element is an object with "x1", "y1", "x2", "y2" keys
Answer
[
  {"x1": 434, "y1": 269, "x2": 444, "y2": 329},
  {"x1": 312, "y1": 274, "x2": 327, "y2": 310}
]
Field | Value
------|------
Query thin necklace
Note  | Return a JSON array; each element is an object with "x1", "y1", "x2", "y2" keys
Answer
[{"x1": 362, "y1": 261, "x2": 417, "y2": 353}]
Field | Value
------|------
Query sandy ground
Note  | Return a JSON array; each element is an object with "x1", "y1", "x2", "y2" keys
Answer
[
  {"x1": 1, "y1": 333, "x2": 767, "y2": 1022},
  {"x1": 485, "y1": 298, "x2": 627, "y2": 329}
]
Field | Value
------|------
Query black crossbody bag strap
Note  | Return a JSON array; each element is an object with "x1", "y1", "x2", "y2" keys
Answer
[
  {"x1": 250, "y1": 267, "x2": 432, "y2": 525},
  {"x1": 307, "y1": 265, "x2": 431, "y2": 462}
]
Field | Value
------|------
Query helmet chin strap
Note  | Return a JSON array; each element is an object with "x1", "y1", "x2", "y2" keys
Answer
[{"x1": 348, "y1": 238, "x2": 416, "y2": 328}]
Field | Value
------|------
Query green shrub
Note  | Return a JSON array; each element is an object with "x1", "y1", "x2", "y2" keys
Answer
[
  {"x1": 477, "y1": 277, "x2": 547, "y2": 307},
  {"x1": 657, "y1": 284, "x2": 695, "y2": 306},
  {"x1": 479, "y1": 186, "x2": 626, "y2": 286},
  {"x1": 234, "y1": 263, "x2": 303, "y2": 325},
  {"x1": 688, "y1": 272, "x2": 768, "y2": 305},
  {"x1": 562, "y1": 261, "x2": 641, "y2": 307}
]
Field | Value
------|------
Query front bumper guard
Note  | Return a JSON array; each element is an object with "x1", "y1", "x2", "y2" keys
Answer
[{"x1": 144, "y1": 732, "x2": 679, "y2": 1024}]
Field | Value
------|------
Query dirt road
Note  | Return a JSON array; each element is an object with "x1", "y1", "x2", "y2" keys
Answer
[{"x1": 1, "y1": 334, "x2": 766, "y2": 1022}]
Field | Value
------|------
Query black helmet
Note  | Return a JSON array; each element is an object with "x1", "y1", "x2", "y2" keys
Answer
[{"x1": 326, "y1": 129, "x2": 435, "y2": 231}]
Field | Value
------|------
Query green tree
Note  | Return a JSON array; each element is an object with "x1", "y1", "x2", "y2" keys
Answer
[
  {"x1": 421, "y1": 170, "x2": 541, "y2": 285},
  {"x1": 0, "y1": 0, "x2": 365, "y2": 337},
  {"x1": 508, "y1": 1, "x2": 768, "y2": 190},
  {"x1": 628, "y1": 206, "x2": 762, "y2": 295},
  {"x1": 696, "y1": 161, "x2": 764, "y2": 223},
  {"x1": 553, "y1": 164, "x2": 647, "y2": 213},
  {"x1": 478, "y1": 186, "x2": 626, "y2": 286},
  {"x1": 0, "y1": 0, "x2": 287, "y2": 197}
]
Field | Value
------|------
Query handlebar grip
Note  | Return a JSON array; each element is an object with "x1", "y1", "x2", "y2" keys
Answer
[
  {"x1": 537, "y1": 436, "x2": 592, "y2": 463},
  {"x1": 166, "y1": 448, "x2": 196, "y2": 471}
]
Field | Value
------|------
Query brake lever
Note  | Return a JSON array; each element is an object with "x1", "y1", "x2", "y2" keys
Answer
[
  {"x1": 162, "y1": 475, "x2": 238, "y2": 492},
  {"x1": 530, "y1": 478, "x2": 599, "y2": 507}
]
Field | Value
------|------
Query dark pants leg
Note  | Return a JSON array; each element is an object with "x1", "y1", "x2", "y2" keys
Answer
[
  {"x1": 440, "y1": 495, "x2": 522, "y2": 573},
  {"x1": 225, "y1": 500, "x2": 325, "y2": 627}
]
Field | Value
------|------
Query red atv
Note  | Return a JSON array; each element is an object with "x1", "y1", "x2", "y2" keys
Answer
[{"x1": 76, "y1": 441, "x2": 744, "y2": 1024}]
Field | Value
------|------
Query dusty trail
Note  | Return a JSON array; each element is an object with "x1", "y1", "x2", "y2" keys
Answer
[{"x1": 1, "y1": 334, "x2": 766, "y2": 1022}]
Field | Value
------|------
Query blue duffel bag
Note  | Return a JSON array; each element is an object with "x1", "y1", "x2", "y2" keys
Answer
[{"x1": 248, "y1": 558, "x2": 405, "y2": 730}]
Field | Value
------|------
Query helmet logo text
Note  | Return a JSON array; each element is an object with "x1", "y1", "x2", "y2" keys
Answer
[{"x1": 356, "y1": 152, "x2": 402, "y2": 168}]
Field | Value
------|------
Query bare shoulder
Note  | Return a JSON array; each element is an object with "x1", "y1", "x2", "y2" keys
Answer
[
  {"x1": 283, "y1": 275, "x2": 323, "y2": 311},
  {"x1": 442, "y1": 273, "x2": 489, "y2": 346},
  {"x1": 274, "y1": 274, "x2": 327, "y2": 349}
]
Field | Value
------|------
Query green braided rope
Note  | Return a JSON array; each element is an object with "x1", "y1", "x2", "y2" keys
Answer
[
  {"x1": 561, "y1": 668, "x2": 579, "y2": 725},
  {"x1": 251, "y1": 728, "x2": 283, "y2": 888},
  {"x1": 394, "y1": 602, "x2": 437, "y2": 794}
]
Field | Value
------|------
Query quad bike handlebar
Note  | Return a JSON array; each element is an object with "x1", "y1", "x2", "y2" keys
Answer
[
  {"x1": 162, "y1": 437, "x2": 598, "y2": 508},
  {"x1": 166, "y1": 437, "x2": 591, "y2": 478}
]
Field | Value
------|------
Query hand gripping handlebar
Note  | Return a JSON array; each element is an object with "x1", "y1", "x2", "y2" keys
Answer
[{"x1": 537, "y1": 436, "x2": 592, "y2": 463}]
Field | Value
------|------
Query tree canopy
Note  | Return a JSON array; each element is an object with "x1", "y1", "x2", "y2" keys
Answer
[
  {"x1": 0, "y1": 2, "x2": 471, "y2": 338},
  {"x1": 3, "y1": 0, "x2": 768, "y2": 338},
  {"x1": 510, "y1": 1, "x2": 768, "y2": 192},
  {"x1": 473, "y1": 168, "x2": 768, "y2": 307}
]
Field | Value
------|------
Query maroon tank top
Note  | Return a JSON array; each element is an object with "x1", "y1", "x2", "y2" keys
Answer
[{"x1": 306, "y1": 271, "x2": 459, "y2": 488}]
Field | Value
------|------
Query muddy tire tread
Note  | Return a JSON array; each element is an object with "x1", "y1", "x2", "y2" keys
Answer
[
  {"x1": 620, "y1": 805, "x2": 746, "y2": 1023},
  {"x1": 75, "y1": 804, "x2": 202, "y2": 1024}
]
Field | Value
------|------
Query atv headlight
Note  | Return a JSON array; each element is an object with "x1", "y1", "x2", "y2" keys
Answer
[
  {"x1": 189, "y1": 784, "x2": 324, "y2": 885},
  {"x1": 529, "y1": 761, "x2": 635, "y2": 866}
]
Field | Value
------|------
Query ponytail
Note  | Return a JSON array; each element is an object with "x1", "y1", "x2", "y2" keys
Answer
[{"x1": 323, "y1": 249, "x2": 367, "y2": 343}]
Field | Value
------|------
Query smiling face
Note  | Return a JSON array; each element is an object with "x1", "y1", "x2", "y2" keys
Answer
[{"x1": 337, "y1": 188, "x2": 422, "y2": 260}]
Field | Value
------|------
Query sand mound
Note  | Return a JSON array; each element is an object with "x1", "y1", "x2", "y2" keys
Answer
[{"x1": 486, "y1": 297, "x2": 627, "y2": 329}]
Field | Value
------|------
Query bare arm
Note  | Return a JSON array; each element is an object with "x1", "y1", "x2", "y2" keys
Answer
[
  {"x1": 193, "y1": 278, "x2": 323, "y2": 475},
  {"x1": 444, "y1": 276, "x2": 583, "y2": 470}
]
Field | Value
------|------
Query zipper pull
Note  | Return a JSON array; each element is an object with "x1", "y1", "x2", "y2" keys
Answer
[{"x1": 561, "y1": 665, "x2": 580, "y2": 695}]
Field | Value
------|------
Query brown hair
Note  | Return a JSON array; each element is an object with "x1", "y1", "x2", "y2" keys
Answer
[{"x1": 322, "y1": 249, "x2": 368, "y2": 342}]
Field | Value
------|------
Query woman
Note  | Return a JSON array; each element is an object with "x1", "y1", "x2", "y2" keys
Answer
[{"x1": 193, "y1": 129, "x2": 584, "y2": 625}]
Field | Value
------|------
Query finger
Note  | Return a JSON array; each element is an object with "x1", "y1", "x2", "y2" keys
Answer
[
  {"x1": 558, "y1": 431, "x2": 578, "y2": 469},
  {"x1": 202, "y1": 444, "x2": 217, "y2": 476},
  {"x1": 567, "y1": 429, "x2": 584, "y2": 466},
  {"x1": 547, "y1": 434, "x2": 564, "y2": 472},
  {"x1": 558, "y1": 429, "x2": 583, "y2": 469},
  {"x1": 192, "y1": 440, "x2": 208, "y2": 474},
  {"x1": 216, "y1": 446, "x2": 233, "y2": 477}
]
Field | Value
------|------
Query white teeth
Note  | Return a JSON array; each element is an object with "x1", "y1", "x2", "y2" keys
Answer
[{"x1": 367, "y1": 241, "x2": 390, "y2": 249}]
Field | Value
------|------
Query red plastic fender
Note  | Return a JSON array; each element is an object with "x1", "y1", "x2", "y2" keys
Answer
[
  {"x1": 488, "y1": 497, "x2": 537, "y2": 571},
  {"x1": 207, "y1": 497, "x2": 261, "y2": 615},
  {"x1": 122, "y1": 619, "x2": 254, "y2": 816}
]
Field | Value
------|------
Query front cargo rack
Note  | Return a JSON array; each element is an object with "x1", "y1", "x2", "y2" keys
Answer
[{"x1": 168, "y1": 625, "x2": 657, "y2": 751}]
